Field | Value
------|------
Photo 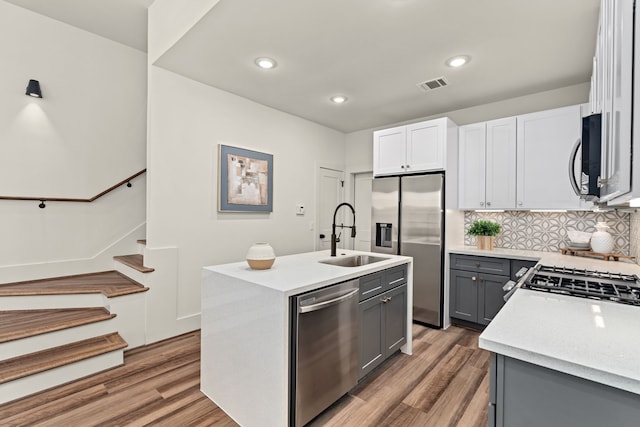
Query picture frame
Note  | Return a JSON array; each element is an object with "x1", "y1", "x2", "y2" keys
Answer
[{"x1": 218, "y1": 144, "x2": 273, "y2": 212}]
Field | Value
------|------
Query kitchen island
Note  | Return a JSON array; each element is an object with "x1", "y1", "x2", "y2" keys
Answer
[
  {"x1": 201, "y1": 249, "x2": 412, "y2": 427},
  {"x1": 462, "y1": 246, "x2": 640, "y2": 426}
]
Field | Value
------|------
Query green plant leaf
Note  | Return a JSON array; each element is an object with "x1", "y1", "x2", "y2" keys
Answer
[{"x1": 467, "y1": 219, "x2": 502, "y2": 236}]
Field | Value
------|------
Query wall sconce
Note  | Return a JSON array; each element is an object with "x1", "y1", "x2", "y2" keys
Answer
[{"x1": 26, "y1": 79, "x2": 42, "y2": 98}]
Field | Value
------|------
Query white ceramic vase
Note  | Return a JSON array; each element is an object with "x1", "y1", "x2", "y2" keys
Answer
[
  {"x1": 246, "y1": 242, "x2": 276, "y2": 270},
  {"x1": 590, "y1": 222, "x2": 615, "y2": 254}
]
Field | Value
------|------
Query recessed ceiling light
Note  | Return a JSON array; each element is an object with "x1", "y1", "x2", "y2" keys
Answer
[
  {"x1": 255, "y1": 57, "x2": 277, "y2": 69},
  {"x1": 330, "y1": 95, "x2": 348, "y2": 104},
  {"x1": 446, "y1": 55, "x2": 471, "y2": 68}
]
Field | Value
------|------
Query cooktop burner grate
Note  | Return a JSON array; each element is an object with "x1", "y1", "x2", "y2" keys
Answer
[{"x1": 522, "y1": 265, "x2": 640, "y2": 305}]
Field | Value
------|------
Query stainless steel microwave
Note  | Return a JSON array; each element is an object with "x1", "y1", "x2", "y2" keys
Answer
[{"x1": 570, "y1": 113, "x2": 601, "y2": 201}]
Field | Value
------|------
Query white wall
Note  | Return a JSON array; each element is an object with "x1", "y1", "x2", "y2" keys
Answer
[
  {"x1": 0, "y1": 1, "x2": 147, "y2": 280},
  {"x1": 145, "y1": 66, "x2": 345, "y2": 340}
]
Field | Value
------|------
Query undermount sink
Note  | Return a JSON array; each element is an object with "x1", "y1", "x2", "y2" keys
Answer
[{"x1": 319, "y1": 255, "x2": 389, "y2": 267}]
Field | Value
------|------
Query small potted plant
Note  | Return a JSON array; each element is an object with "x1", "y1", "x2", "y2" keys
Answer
[{"x1": 467, "y1": 219, "x2": 501, "y2": 250}]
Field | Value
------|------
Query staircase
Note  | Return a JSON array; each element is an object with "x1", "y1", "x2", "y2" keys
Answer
[{"x1": 0, "y1": 241, "x2": 153, "y2": 405}]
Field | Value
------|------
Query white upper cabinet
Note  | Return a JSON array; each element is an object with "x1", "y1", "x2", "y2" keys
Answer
[
  {"x1": 406, "y1": 120, "x2": 445, "y2": 172},
  {"x1": 458, "y1": 118, "x2": 516, "y2": 210},
  {"x1": 516, "y1": 105, "x2": 583, "y2": 209},
  {"x1": 598, "y1": 0, "x2": 634, "y2": 204},
  {"x1": 373, "y1": 118, "x2": 454, "y2": 176},
  {"x1": 372, "y1": 126, "x2": 406, "y2": 176},
  {"x1": 458, "y1": 123, "x2": 486, "y2": 209},
  {"x1": 486, "y1": 118, "x2": 517, "y2": 209}
]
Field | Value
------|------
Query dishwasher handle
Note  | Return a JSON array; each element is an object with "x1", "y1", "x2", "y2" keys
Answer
[{"x1": 299, "y1": 288, "x2": 359, "y2": 313}]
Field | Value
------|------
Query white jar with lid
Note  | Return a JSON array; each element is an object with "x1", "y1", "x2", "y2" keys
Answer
[{"x1": 590, "y1": 222, "x2": 615, "y2": 254}]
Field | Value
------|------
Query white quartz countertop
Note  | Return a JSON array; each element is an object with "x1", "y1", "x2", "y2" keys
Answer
[
  {"x1": 480, "y1": 288, "x2": 640, "y2": 394},
  {"x1": 203, "y1": 249, "x2": 412, "y2": 296},
  {"x1": 461, "y1": 245, "x2": 640, "y2": 393}
]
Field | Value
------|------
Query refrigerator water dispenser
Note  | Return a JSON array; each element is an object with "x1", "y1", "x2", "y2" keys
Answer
[{"x1": 375, "y1": 223, "x2": 393, "y2": 248}]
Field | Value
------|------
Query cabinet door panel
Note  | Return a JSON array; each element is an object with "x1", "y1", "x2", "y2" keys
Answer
[
  {"x1": 449, "y1": 270, "x2": 478, "y2": 322},
  {"x1": 374, "y1": 126, "x2": 406, "y2": 176},
  {"x1": 358, "y1": 297, "x2": 384, "y2": 379},
  {"x1": 516, "y1": 105, "x2": 582, "y2": 209},
  {"x1": 458, "y1": 123, "x2": 487, "y2": 209},
  {"x1": 486, "y1": 117, "x2": 517, "y2": 209},
  {"x1": 600, "y1": 0, "x2": 633, "y2": 202},
  {"x1": 406, "y1": 120, "x2": 444, "y2": 172},
  {"x1": 384, "y1": 284, "x2": 407, "y2": 356},
  {"x1": 478, "y1": 273, "x2": 509, "y2": 326}
]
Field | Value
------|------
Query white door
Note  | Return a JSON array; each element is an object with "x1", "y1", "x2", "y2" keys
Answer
[
  {"x1": 458, "y1": 123, "x2": 487, "y2": 209},
  {"x1": 316, "y1": 167, "x2": 344, "y2": 251},
  {"x1": 353, "y1": 173, "x2": 373, "y2": 251}
]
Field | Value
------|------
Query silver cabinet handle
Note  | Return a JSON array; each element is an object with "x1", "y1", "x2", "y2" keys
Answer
[
  {"x1": 479, "y1": 202, "x2": 485, "y2": 207},
  {"x1": 568, "y1": 138, "x2": 581, "y2": 196},
  {"x1": 381, "y1": 296, "x2": 393, "y2": 303},
  {"x1": 471, "y1": 276, "x2": 477, "y2": 281},
  {"x1": 486, "y1": 201, "x2": 492, "y2": 207},
  {"x1": 518, "y1": 201, "x2": 523, "y2": 206},
  {"x1": 400, "y1": 165, "x2": 405, "y2": 169},
  {"x1": 406, "y1": 164, "x2": 410, "y2": 168},
  {"x1": 299, "y1": 288, "x2": 359, "y2": 313}
]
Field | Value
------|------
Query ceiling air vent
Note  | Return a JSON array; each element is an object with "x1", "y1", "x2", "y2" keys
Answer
[{"x1": 417, "y1": 76, "x2": 449, "y2": 92}]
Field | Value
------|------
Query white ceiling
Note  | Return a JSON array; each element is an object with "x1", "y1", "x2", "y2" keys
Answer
[
  {"x1": 7, "y1": 0, "x2": 600, "y2": 133},
  {"x1": 5, "y1": 0, "x2": 154, "y2": 52}
]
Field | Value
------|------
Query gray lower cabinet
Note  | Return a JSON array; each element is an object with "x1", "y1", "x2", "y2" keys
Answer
[
  {"x1": 358, "y1": 265, "x2": 407, "y2": 380},
  {"x1": 489, "y1": 353, "x2": 640, "y2": 427},
  {"x1": 450, "y1": 254, "x2": 535, "y2": 328}
]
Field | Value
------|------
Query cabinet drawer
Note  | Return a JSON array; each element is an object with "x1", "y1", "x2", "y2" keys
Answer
[
  {"x1": 384, "y1": 265, "x2": 407, "y2": 291},
  {"x1": 450, "y1": 254, "x2": 510, "y2": 276},
  {"x1": 359, "y1": 264, "x2": 408, "y2": 301},
  {"x1": 359, "y1": 270, "x2": 385, "y2": 301}
]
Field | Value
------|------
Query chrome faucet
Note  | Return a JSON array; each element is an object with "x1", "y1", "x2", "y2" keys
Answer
[{"x1": 331, "y1": 202, "x2": 356, "y2": 256}]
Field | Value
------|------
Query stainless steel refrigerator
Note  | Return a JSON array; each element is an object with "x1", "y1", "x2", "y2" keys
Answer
[{"x1": 370, "y1": 173, "x2": 444, "y2": 327}]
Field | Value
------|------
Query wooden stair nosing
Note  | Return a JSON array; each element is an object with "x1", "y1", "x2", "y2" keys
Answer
[
  {"x1": 0, "y1": 332, "x2": 127, "y2": 384},
  {"x1": 136, "y1": 239, "x2": 147, "y2": 245},
  {"x1": 113, "y1": 254, "x2": 155, "y2": 273},
  {"x1": 0, "y1": 271, "x2": 149, "y2": 298},
  {"x1": 0, "y1": 308, "x2": 116, "y2": 344}
]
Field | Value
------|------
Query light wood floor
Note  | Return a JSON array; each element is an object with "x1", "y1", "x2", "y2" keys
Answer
[{"x1": 0, "y1": 324, "x2": 488, "y2": 426}]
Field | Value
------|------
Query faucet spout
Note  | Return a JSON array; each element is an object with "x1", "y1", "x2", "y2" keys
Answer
[{"x1": 331, "y1": 202, "x2": 356, "y2": 256}]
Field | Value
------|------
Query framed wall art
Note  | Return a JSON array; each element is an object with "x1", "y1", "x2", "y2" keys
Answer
[{"x1": 218, "y1": 144, "x2": 273, "y2": 212}]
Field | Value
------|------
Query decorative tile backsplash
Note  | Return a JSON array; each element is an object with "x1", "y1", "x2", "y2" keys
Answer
[
  {"x1": 631, "y1": 211, "x2": 640, "y2": 264},
  {"x1": 464, "y1": 211, "x2": 631, "y2": 255}
]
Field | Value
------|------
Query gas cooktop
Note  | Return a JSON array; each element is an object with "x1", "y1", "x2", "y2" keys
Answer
[{"x1": 521, "y1": 264, "x2": 640, "y2": 306}]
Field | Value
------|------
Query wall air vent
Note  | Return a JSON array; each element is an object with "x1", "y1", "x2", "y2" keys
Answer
[{"x1": 417, "y1": 76, "x2": 449, "y2": 92}]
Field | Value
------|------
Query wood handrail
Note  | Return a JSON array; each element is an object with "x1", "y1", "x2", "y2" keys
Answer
[{"x1": 0, "y1": 169, "x2": 146, "y2": 207}]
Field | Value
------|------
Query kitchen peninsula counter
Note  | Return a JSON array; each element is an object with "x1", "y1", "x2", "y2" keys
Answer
[
  {"x1": 453, "y1": 245, "x2": 640, "y2": 394},
  {"x1": 201, "y1": 250, "x2": 412, "y2": 427}
]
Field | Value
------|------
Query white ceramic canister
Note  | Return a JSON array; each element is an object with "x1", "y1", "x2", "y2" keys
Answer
[
  {"x1": 246, "y1": 242, "x2": 276, "y2": 270},
  {"x1": 590, "y1": 222, "x2": 615, "y2": 254}
]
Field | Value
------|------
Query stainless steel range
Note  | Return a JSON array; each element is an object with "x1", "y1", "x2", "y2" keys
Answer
[{"x1": 520, "y1": 265, "x2": 640, "y2": 306}]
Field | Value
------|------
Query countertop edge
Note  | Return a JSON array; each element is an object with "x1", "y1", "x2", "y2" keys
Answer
[{"x1": 479, "y1": 335, "x2": 640, "y2": 395}]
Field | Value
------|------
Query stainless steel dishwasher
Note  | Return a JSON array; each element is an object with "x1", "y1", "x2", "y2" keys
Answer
[{"x1": 290, "y1": 279, "x2": 359, "y2": 427}]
